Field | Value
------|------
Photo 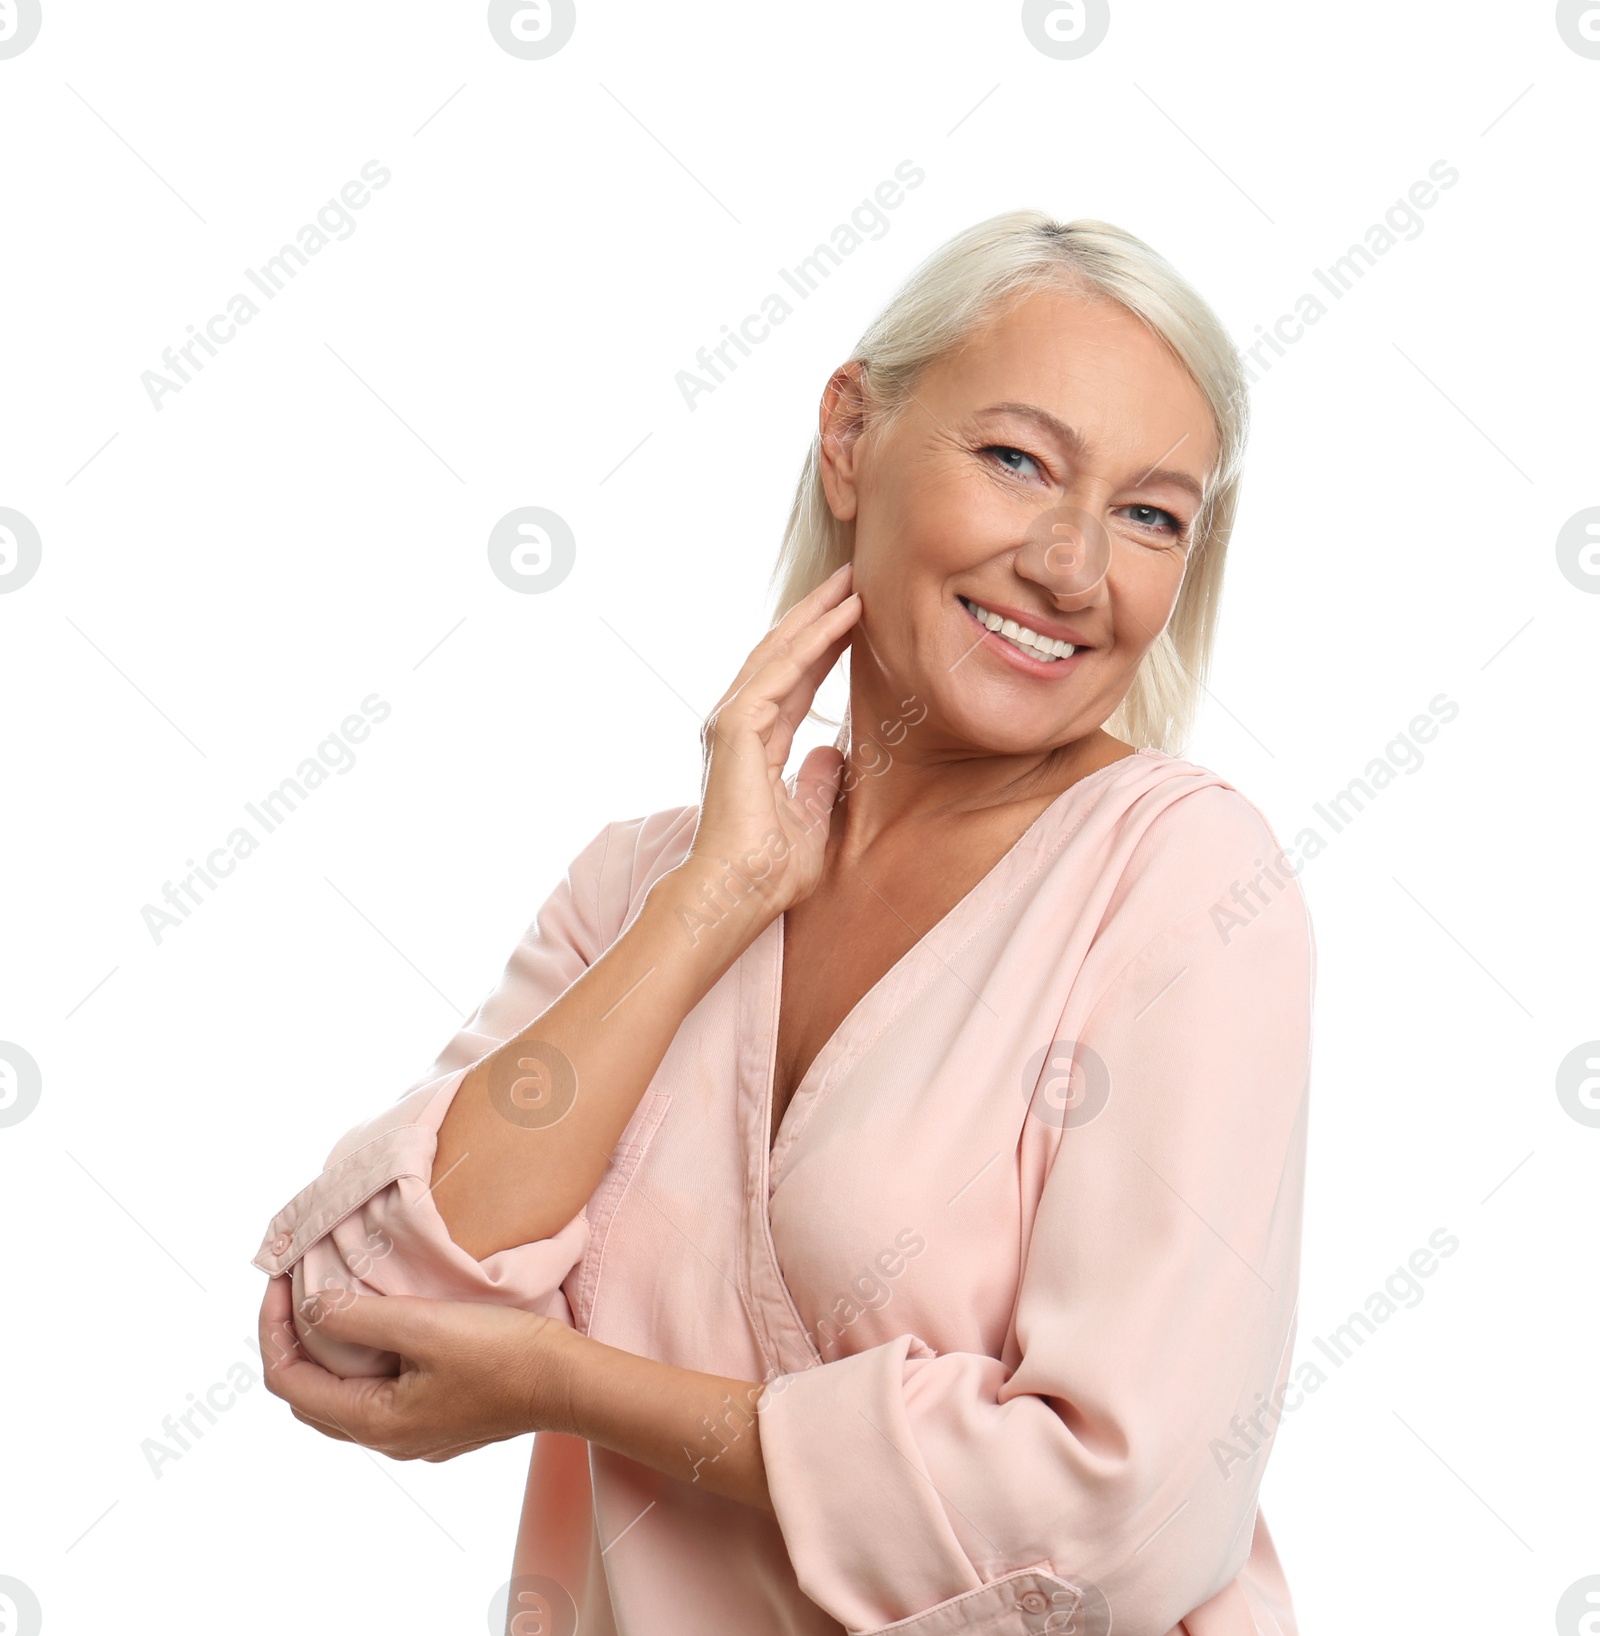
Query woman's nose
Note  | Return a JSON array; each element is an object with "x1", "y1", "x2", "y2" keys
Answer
[{"x1": 1016, "y1": 502, "x2": 1112, "y2": 611}]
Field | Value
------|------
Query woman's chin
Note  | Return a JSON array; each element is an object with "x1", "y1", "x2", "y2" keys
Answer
[{"x1": 934, "y1": 692, "x2": 1089, "y2": 758}]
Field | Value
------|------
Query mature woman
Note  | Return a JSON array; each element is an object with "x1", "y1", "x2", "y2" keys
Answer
[{"x1": 254, "y1": 211, "x2": 1314, "y2": 1636}]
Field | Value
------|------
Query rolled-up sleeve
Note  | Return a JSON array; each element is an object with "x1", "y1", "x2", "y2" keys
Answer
[
  {"x1": 756, "y1": 807, "x2": 1315, "y2": 1634},
  {"x1": 251, "y1": 820, "x2": 626, "y2": 1377}
]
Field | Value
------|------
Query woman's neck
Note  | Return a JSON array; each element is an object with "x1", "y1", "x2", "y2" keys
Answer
[{"x1": 827, "y1": 686, "x2": 1129, "y2": 857}]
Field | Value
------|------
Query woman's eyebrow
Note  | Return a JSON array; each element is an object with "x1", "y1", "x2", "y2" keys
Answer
[{"x1": 974, "y1": 401, "x2": 1207, "y2": 506}]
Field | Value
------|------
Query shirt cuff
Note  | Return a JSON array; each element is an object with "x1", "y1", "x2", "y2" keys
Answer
[
  {"x1": 759, "y1": 1335, "x2": 979, "y2": 1628},
  {"x1": 851, "y1": 1568, "x2": 1108, "y2": 1636},
  {"x1": 252, "y1": 1065, "x2": 591, "y2": 1377},
  {"x1": 251, "y1": 1118, "x2": 439, "y2": 1277}
]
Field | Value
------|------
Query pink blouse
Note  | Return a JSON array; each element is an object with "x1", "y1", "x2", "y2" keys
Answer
[{"x1": 252, "y1": 746, "x2": 1314, "y2": 1635}]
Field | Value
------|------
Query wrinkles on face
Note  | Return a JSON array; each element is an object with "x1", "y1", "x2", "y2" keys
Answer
[{"x1": 820, "y1": 285, "x2": 1220, "y2": 774}]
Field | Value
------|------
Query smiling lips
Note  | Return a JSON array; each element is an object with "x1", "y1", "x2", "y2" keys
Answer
[{"x1": 958, "y1": 595, "x2": 1088, "y2": 668}]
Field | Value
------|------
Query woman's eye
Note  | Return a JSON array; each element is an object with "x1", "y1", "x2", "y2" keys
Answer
[
  {"x1": 1123, "y1": 504, "x2": 1185, "y2": 538},
  {"x1": 982, "y1": 444, "x2": 1043, "y2": 480}
]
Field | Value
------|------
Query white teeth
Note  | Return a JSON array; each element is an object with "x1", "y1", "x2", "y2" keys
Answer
[{"x1": 961, "y1": 597, "x2": 1076, "y2": 661}]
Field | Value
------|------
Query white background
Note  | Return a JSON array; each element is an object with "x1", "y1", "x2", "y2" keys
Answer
[{"x1": 1, "y1": 2, "x2": 1596, "y2": 1632}]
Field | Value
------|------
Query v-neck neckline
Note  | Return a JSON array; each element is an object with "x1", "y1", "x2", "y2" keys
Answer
[{"x1": 758, "y1": 746, "x2": 1155, "y2": 1177}]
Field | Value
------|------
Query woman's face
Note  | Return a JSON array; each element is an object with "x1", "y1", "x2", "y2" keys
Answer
[{"x1": 820, "y1": 283, "x2": 1222, "y2": 763}]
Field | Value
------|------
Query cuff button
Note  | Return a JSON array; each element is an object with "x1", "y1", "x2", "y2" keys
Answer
[{"x1": 270, "y1": 1233, "x2": 292, "y2": 1256}]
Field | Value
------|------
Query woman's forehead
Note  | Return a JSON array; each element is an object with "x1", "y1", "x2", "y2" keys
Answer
[{"x1": 907, "y1": 330, "x2": 1220, "y2": 482}]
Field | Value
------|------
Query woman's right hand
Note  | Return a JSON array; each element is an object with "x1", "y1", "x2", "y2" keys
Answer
[{"x1": 681, "y1": 560, "x2": 861, "y2": 921}]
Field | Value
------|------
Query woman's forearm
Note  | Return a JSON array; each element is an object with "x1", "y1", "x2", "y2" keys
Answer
[
  {"x1": 428, "y1": 570, "x2": 857, "y2": 1260},
  {"x1": 544, "y1": 1322, "x2": 773, "y2": 1513},
  {"x1": 431, "y1": 861, "x2": 772, "y2": 1259}
]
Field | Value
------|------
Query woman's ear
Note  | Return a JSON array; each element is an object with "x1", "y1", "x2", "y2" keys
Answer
[{"x1": 818, "y1": 361, "x2": 872, "y2": 521}]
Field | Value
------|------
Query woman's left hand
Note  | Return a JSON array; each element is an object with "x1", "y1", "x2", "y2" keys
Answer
[{"x1": 257, "y1": 1274, "x2": 571, "y2": 1462}]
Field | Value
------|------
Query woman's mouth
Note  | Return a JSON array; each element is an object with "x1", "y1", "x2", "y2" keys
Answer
[{"x1": 958, "y1": 595, "x2": 1081, "y2": 665}]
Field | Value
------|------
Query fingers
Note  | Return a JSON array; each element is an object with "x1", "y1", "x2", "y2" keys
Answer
[
  {"x1": 259, "y1": 1278, "x2": 399, "y2": 1442},
  {"x1": 289, "y1": 1403, "x2": 490, "y2": 1462},
  {"x1": 422, "y1": 1439, "x2": 495, "y2": 1463},
  {"x1": 711, "y1": 563, "x2": 856, "y2": 716},
  {"x1": 733, "y1": 596, "x2": 860, "y2": 774},
  {"x1": 272, "y1": 1345, "x2": 393, "y2": 1437},
  {"x1": 713, "y1": 592, "x2": 861, "y2": 758},
  {"x1": 770, "y1": 621, "x2": 856, "y2": 745},
  {"x1": 298, "y1": 1288, "x2": 440, "y2": 1358},
  {"x1": 291, "y1": 1406, "x2": 357, "y2": 1444},
  {"x1": 258, "y1": 1273, "x2": 304, "y2": 1373},
  {"x1": 753, "y1": 561, "x2": 856, "y2": 668},
  {"x1": 699, "y1": 569, "x2": 859, "y2": 807},
  {"x1": 786, "y1": 744, "x2": 846, "y2": 835},
  {"x1": 741, "y1": 587, "x2": 861, "y2": 708}
]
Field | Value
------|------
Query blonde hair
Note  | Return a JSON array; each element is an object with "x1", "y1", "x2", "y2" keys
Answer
[{"x1": 767, "y1": 210, "x2": 1250, "y2": 755}]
